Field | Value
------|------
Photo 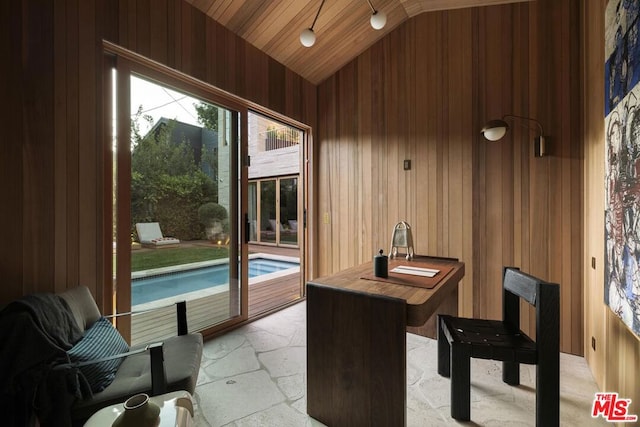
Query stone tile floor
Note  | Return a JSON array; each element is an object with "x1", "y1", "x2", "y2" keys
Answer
[{"x1": 192, "y1": 301, "x2": 605, "y2": 426}]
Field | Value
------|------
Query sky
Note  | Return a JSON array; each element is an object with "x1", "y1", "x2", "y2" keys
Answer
[{"x1": 130, "y1": 75, "x2": 203, "y2": 136}]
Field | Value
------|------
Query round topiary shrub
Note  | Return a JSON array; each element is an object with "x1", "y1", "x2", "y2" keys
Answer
[
  {"x1": 198, "y1": 202, "x2": 228, "y2": 241},
  {"x1": 198, "y1": 202, "x2": 227, "y2": 226}
]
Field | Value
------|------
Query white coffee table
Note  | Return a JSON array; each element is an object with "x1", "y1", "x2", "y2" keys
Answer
[{"x1": 84, "y1": 390, "x2": 194, "y2": 426}]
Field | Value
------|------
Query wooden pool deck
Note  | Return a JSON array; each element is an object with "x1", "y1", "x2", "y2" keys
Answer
[{"x1": 130, "y1": 243, "x2": 302, "y2": 345}]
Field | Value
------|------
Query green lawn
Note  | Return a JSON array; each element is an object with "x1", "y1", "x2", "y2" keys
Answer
[{"x1": 131, "y1": 246, "x2": 229, "y2": 271}]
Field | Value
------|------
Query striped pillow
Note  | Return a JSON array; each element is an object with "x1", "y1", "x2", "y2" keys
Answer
[{"x1": 67, "y1": 317, "x2": 129, "y2": 393}]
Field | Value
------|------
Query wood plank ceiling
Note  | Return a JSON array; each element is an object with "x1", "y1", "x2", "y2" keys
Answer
[{"x1": 186, "y1": 0, "x2": 532, "y2": 85}]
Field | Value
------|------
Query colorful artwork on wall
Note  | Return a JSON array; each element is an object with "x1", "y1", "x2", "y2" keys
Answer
[{"x1": 604, "y1": 0, "x2": 640, "y2": 339}]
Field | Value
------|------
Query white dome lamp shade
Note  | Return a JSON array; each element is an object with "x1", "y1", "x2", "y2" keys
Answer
[
  {"x1": 300, "y1": 28, "x2": 316, "y2": 47},
  {"x1": 481, "y1": 119, "x2": 509, "y2": 141},
  {"x1": 300, "y1": 0, "x2": 387, "y2": 48},
  {"x1": 481, "y1": 115, "x2": 548, "y2": 157},
  {"x1": 367, "y1": 0, "x2": 387, "y2": 30},
  {"x1": 370, "y1": 10, "x2": 387, "y2": 30},
  {"x1": 300, "y1": 0, "x2": 325, "y2": 48}
]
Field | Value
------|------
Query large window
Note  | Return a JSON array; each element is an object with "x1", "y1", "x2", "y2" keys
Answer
[
  {"x1": 105, "y1": 44, "x2": 309, "y2": 340},
  {"x1": 127, "y1": 76, "x2": 241, "y2": 344},
  {"x1": 247, "y1": 112, "x2": 301, "y2": 248},
  {"x1": 248, "y1": 177, "x2": 298, "y2": 247},
  {"x1": 107, "y1": 50, "x2": 244, "y2": 344}
]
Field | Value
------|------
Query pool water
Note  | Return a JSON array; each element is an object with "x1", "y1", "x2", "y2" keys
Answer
[{"x1": 132, "y1": 258, "x2": 297, "y2": 305}]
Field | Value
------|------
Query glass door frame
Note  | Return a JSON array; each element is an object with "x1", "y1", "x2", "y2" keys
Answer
[
  {"x1": 104, "y1": 42, "x2": 250, "y2": 340},
  {"x1": 248, "y1": 175, "x2": 300, "y2": 248}
]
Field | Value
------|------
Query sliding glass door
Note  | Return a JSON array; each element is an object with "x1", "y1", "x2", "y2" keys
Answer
[
  {"x1": 245, "y1": 111, "x2": 304, "y2": 316},
  {"x1": 260, "y1": 180, "x2": 277, "y2": 244},
  {"x1": 107, "y1": 50, "x2": 246, "y2": 344},
  {"x1": 248, "y1": 177, "x2": 298, "y2": 247},
  {"x1": 105, "y1": 44, "x2": 310, "y2": 338},
  {"x1": 279, "y1": 177, "x2": 298, "y2": 246}
]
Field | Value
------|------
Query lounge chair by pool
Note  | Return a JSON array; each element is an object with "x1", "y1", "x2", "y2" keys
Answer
[{"x1": 136, "y1": 222, "x2": 180, "y2": 248}]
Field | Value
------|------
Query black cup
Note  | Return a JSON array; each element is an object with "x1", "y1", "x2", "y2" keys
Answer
[{"x1": 374, "y1": 250, "x2": 388, "y2": 278}]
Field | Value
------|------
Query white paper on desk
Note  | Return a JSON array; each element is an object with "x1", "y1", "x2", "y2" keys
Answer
[{"x1": 390, "y1": 265, "x2": 440, "y2": 278}]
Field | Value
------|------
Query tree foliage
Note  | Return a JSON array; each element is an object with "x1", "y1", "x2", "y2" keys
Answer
[
  {"x1": 130, "y1": 112, "x2": 218, "y2": 240},
  {"x1": 198, "y1": 202, "x2": 227, "y2": 226},
  {"x1": 194, "y1": 102, "x2": 218, "y2": 132}
]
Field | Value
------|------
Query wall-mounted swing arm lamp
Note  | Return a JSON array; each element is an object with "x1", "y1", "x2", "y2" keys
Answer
[
  {"x1": 480, "y1": 114, "x2": 548, "y2": 157},
  {"x1": 300, "y1": 0, "x2": 387, "y2": 48}
]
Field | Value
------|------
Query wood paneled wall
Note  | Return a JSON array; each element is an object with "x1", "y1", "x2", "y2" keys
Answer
[
  {"x1": 584, "y1": 0, "x2": 640, "y2": 408},
  {"x1": 1, "y1": 0, "x2": 25, "y2": 299},
  {"x1": 0, "y1": 0, "x2": 316, "y2": 309},
  {"x1": 475, "y1": 0, "x2": 583, "y2": 352},
  {"x1": 5, "y1": 0, "x2": 627, "y2": 379},
  {"x1": 317, "y1": 0, "x2": 584, "y2": 355}
]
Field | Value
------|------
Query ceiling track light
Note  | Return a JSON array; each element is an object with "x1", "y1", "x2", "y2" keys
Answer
[
  {"x1": 366, "y1": 0, "x2": 387, "y2": 30},
  {"x1": 300, "y1": 0, "x2": 326, "y2": 48},
  {"x1": 300, "y1": 0, "x2": 387, "y2": 48}
]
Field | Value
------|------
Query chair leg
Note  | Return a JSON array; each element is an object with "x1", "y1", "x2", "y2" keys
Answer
[
  {"x1": 503, "y1": 361, "x2": 520, "y2": 385},
  {"x1": 437, "y1": 316, "x2": 450, "y2": 377},
  {"x1": 536, "y1": 359, "x2": 560, "y2": 427},
  {"x1": 450, "y1": 342, "x2": 471, "y2": 421},
  {"x1": 149, "y1": 342, "x2": 167, "y2": 395}
]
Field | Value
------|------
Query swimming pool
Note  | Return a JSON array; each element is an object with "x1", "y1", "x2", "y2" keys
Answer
[{"x1": 132, "y1": 258, "x2": 298, "y2": 305}]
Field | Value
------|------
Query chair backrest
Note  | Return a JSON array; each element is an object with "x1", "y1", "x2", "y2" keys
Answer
[
  {"x1": 503, "y1": 268, "x2": 540, "y2": 306},
  {"x1": 58, "y1": 286, "x2": 102, "y2": 331},
  {"x1": 136, "y1": 222, "x2": 164, "y2": 242},
  {"x1": 503, "y1": 267, "x2": 560, "y2": 425},
  {"x1": 268, "y1": 219, "x2": 284, "y2": 232},
  {"x1": 502, "y1": 267, "x2": 560, "y2": 354}
]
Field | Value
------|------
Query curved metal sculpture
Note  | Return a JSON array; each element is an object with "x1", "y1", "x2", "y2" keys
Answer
[{"x1": 389, "y1": 221, "x2": 414, "y2": 260}]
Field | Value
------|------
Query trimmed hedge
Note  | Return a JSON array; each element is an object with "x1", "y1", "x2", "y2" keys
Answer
[{"x1": 131, "y1": 170, "x2": 217, "y2": 241}]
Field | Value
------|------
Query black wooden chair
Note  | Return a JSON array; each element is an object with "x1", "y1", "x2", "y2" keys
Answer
[{"x1": 437, "y1": 267, "x2": 560, "y2": 427}]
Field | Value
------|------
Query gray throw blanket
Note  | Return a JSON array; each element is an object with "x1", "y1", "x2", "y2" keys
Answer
[
  {"x1": 5, "y1": 293, "x2": 83, "y2": 349},
  {"x1": 0, "y1": 292, "x2": 88, "y2": 426}
]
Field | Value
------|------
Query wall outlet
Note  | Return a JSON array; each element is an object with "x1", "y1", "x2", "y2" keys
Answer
[
  {"x1": 591, "y1": 336, "x2": 596, "y2": 351},
  {"x1": 323, "y1": 212, "x2": 330, "y2": 224}
]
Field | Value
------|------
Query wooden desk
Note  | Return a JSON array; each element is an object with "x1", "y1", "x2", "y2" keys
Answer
[{"x1": 306, "y1": 256, "x2": 465, "y2": 427}]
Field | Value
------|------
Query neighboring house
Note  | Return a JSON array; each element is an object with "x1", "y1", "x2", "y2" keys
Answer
[
  {"x1": 147, "y1": 117, "x2": 219, "y2": 180},
  {"x1": 248, "y1": 113, "x2": 300, "y2": 179},
  {"x1": 145, "y1": 115, "x2": 301, "y2": 180},
  {"x1": 144, "y1": 115, "x2": 301, "y2": 247},
  {"x1": 247, "y1": 113, "x2": 301, "y2": 246}
]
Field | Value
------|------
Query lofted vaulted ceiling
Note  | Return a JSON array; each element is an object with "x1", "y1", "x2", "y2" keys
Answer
[{"x1": 185, "y1": 0, "x2": 532, "y2": 85}]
